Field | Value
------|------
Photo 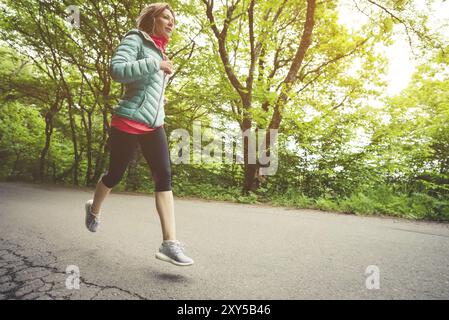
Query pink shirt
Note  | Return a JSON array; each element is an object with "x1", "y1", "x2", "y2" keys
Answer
[
  {"x1": 111, "y1": 114, "x2": 162, "y2": 134},
  {"x1": 111, "y1": 33, "x2": 169, "y2": 135}
]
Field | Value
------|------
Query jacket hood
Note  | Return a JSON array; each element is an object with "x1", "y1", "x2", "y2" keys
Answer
[{"x1": 124, "y1": 28, "x2": 166, "y2": 59}]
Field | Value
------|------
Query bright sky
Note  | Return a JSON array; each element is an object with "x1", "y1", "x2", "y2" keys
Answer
[{"x1": 337, "y1": 0, "x2": 449, "y2": 96}]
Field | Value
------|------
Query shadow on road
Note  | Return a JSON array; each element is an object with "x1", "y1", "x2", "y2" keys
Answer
[{"x1": 153, "y1": 272, "x2": 191, "y2": 282}]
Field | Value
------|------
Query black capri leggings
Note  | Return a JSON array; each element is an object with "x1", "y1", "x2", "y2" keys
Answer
[{"x1": 101, "y1": 126, "x2": 172, "y2": 191}]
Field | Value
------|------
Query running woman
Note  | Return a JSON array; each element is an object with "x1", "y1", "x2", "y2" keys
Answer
[{"x1": 84, "y1": 3, "x2": 194, "y2": 267}]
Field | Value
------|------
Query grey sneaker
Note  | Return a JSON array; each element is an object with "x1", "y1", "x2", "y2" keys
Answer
[
  {"x1": 155, "y1": 240, "x2": 194, "y2": 266},
  {"x1": 85, "y1": 199, "x2": 100, "y2": 232}
]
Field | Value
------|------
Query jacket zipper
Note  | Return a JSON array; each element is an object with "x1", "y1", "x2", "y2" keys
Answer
[
  {"x1": 139, "y1": 30, "x2": 166, "y2": 128},
  {"x1": 151, "y1": 71, "x2": 166, "y2": 128}
]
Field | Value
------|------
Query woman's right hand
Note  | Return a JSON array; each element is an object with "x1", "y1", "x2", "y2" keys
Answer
[{"x1": 160, "y1": 60, "x2": 174, "y2": 75}]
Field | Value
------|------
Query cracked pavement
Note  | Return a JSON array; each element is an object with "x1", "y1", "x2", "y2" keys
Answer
[
  {"x1": 1, "y1": 182, "x2": 449, "y2": 300},
  {"x1": 0, "y1": 238, "x2": 144, "y2": 300}
]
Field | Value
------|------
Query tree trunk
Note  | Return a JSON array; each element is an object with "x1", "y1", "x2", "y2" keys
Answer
[
  {"x1": 241, "y1": 95, "x2": 259, "y2": 194},
  {"x1": 82, "y1": 111, "x2": 94, "y2": 186},
  {"x1": 67, "y1": 104, "x2": 80, "y2": 185},
  {"x1": 243, "y1": 163, "x2": 260, "y2": 194},
  {"x1": 38, "y1": 95, "x2": 63, "y2": 182},
  {"x1": 38, "y1": 112, "x2": 53, "y2": 182}
]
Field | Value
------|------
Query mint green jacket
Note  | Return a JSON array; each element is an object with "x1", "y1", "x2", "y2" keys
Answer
[{"x1": 110, "y1": 29, "x2": 168, "y2": 128}]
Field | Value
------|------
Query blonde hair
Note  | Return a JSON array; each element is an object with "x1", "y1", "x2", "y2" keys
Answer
[{"x1": 136, "y1": 3, "x2": 176, "y2": 35}]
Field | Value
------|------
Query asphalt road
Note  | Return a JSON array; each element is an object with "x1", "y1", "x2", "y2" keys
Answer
[{"x1": 0, "y1": 182, "x2": 448, "y2": 300}]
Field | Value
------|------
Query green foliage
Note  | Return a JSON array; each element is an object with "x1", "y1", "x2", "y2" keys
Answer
[
  {"x1": 171, "y1": 182, "x2": 258, "y2": 203},
  {"x1": 262, "y1": 184, "x2": 449, "y2": 221},
  {"x1": 338, "y1": 185, "x2": 449, "y2": 221},
  {"x1": 315, "y1": 197, "x2": 340, "y2": 212},
  {"x1": 270, "y1": 189, "x2": 315, "y2": 208},
  {"x1": 0, "y1": 102, "x2": 45, "y2": 180}
]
